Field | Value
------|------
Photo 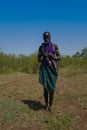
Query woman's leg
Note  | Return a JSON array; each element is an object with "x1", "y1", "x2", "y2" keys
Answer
[
  {"x1": 44, "y1": 88, "x2": 48, "y2": 110},
  {"x1": 49, "y1": 91, "x2": 54, "y2": 113}
]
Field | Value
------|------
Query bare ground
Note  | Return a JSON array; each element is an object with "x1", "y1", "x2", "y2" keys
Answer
[{"x1": 0, "y1": 68, "x2": 87, "y2": 130}]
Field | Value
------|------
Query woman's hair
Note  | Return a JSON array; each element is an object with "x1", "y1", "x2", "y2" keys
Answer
[{"x1": 43, "y1": 32, "x2": 51, "y2": 41}]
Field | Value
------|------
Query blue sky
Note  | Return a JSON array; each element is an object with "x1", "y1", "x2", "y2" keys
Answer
[{"x1": 0, "y1": 0, "x2": 87, "y2": 56}]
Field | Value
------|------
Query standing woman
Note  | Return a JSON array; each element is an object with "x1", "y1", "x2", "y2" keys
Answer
[{"x1": 38, "y1": 32, "x2": 61, "y2": 113}]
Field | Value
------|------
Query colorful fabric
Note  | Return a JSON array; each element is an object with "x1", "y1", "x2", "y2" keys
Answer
[
  {"x1": 43, "y1": 42, "x2": 53, "y2": 54},
  {"x1": 39, "y1": 42, "x2": 58, "y2": 92},
  {"x1": 42, "y1": 42, "x2": 57, "y2": 71},
  {"x1": 39, "y1": 62, "x2": 58, "y2": 92}
]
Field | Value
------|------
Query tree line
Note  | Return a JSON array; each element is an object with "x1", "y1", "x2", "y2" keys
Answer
[{"x1": 0, "y1": 47, "x2": 87, "y2": 74}]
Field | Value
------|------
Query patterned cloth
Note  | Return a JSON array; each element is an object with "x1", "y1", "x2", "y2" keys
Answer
[
  {"x1": 42, "y1": 42, "x2": 58, "y2": 71},
  {"x1": 39, "y1": 62, "x2": 58, "y2": 92},
  {"x1": 39, "y1": 42, "x2": 58, "y2": 92}
]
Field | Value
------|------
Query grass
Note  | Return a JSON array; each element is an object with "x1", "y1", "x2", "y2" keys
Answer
[
  {"x1": 0, "y1": 98, "x2": 21, "y2": 124},
  {"x1": 0, "y1": 67, "x2": 87, "y2": 130},
  {"x1": 0, "y1": 99, "x2": 77, "y2": 129}
]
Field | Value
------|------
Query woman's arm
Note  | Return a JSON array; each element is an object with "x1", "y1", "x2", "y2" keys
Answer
[
  {"x1": 48, "y1": 44, "x2": 61, "y2": 61},
  {"x1": 38, "y1": 44, "x2": 49, "y2": 62},
  {"x1": 38, "y1": 46, "x2": 43, "y2": 62}
]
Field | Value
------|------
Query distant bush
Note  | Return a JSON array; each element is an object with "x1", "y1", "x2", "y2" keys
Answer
[
  {"x1": 0, "y1": 48, "x2": 87, "y2": 74},
  {"x1": 0, "y1": 50, "x2": 40, "y2": 74},
  {"x1": 59, "y1": 56, "x2": 87, "y2": 68}
]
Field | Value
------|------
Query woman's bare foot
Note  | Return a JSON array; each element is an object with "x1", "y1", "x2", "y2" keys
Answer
[{"x1": 48, "y1": 107, "x2": 53, "y2": 113}]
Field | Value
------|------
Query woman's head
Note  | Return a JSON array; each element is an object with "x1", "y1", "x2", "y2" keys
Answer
[{"x1": 43, "y1": 32, "x2": 51, "y2": 42}]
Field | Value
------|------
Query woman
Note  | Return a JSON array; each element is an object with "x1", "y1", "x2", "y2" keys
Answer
[{"x1": 38, "y1": 32, "x2": 61, "y2": 113}]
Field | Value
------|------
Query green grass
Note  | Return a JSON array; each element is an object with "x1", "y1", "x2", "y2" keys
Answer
[
  {"x1": 0, "y1": 67, "x2": 87, "y2": 130},
  {"x1": 0, "y1": 98, "x2": 25, "y2": 124},
  {"x1": 38, "y1": 113, "x2": 78, "y2": 130},
  {"x1": 0, "y1": 97, "x2": 77, "y2": 129}
]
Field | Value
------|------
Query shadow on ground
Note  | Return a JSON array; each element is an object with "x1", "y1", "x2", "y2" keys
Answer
[{"x1": 22, "y1": 99, "x2": 45, "y2": 111}]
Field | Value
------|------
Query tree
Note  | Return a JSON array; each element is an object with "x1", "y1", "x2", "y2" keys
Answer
[
  {"x1": 81, "y1": 47, "x2": 87, "y2": 57},
  {"x1": 73, "y1": 47, "x2": 87, "y2": 58}
]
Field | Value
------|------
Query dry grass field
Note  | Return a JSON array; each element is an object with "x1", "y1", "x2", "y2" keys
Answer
[{"x1": 0, "y1": 67, "x2": 87, "y2": 130}]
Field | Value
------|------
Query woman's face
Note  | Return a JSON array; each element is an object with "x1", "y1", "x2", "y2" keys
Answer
[
  {"x1": 43, "y1": 34, "x2": 50, "y2": 42},
  {"x1": 44, "y1": 36, "x2": 50, "y2": 42}
]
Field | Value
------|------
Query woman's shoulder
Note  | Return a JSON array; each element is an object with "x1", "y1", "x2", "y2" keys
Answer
[
  {"x1": 53, "y1": 43, "x2": 59, "y2": 50},
  {"x1": 38, "y1": 43, "x2": 44, "y2": 51}
]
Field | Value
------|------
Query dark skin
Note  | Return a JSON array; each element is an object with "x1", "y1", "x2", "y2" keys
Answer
[
  {"x1": 38, "y1": 43, "x2": 61, "y2": 62},
  {"x1": 38, "y1": 33, "x2": 61, "y2": 112}
]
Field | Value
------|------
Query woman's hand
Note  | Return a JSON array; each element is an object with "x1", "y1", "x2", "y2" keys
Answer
[
  {"x1": 43, "y1": 52, "x2": 48, "y2": 57},
  {"x1": 48, "y1": 53, "x2": 53, "y2": 58}
]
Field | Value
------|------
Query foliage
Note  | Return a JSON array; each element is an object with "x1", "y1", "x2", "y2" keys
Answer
[
  {"x1": 73, "y1": 47, "x2": 87, "y2": 58},
  {"x1": 0, "y1": 48, "x2": 87, "y2": 74},
  {"x1": 59, "y1": 56, "x2": 87, "y2": 69},
  {"x1": 0, "y1": 50, "x2": 39, "y2": 74}
]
